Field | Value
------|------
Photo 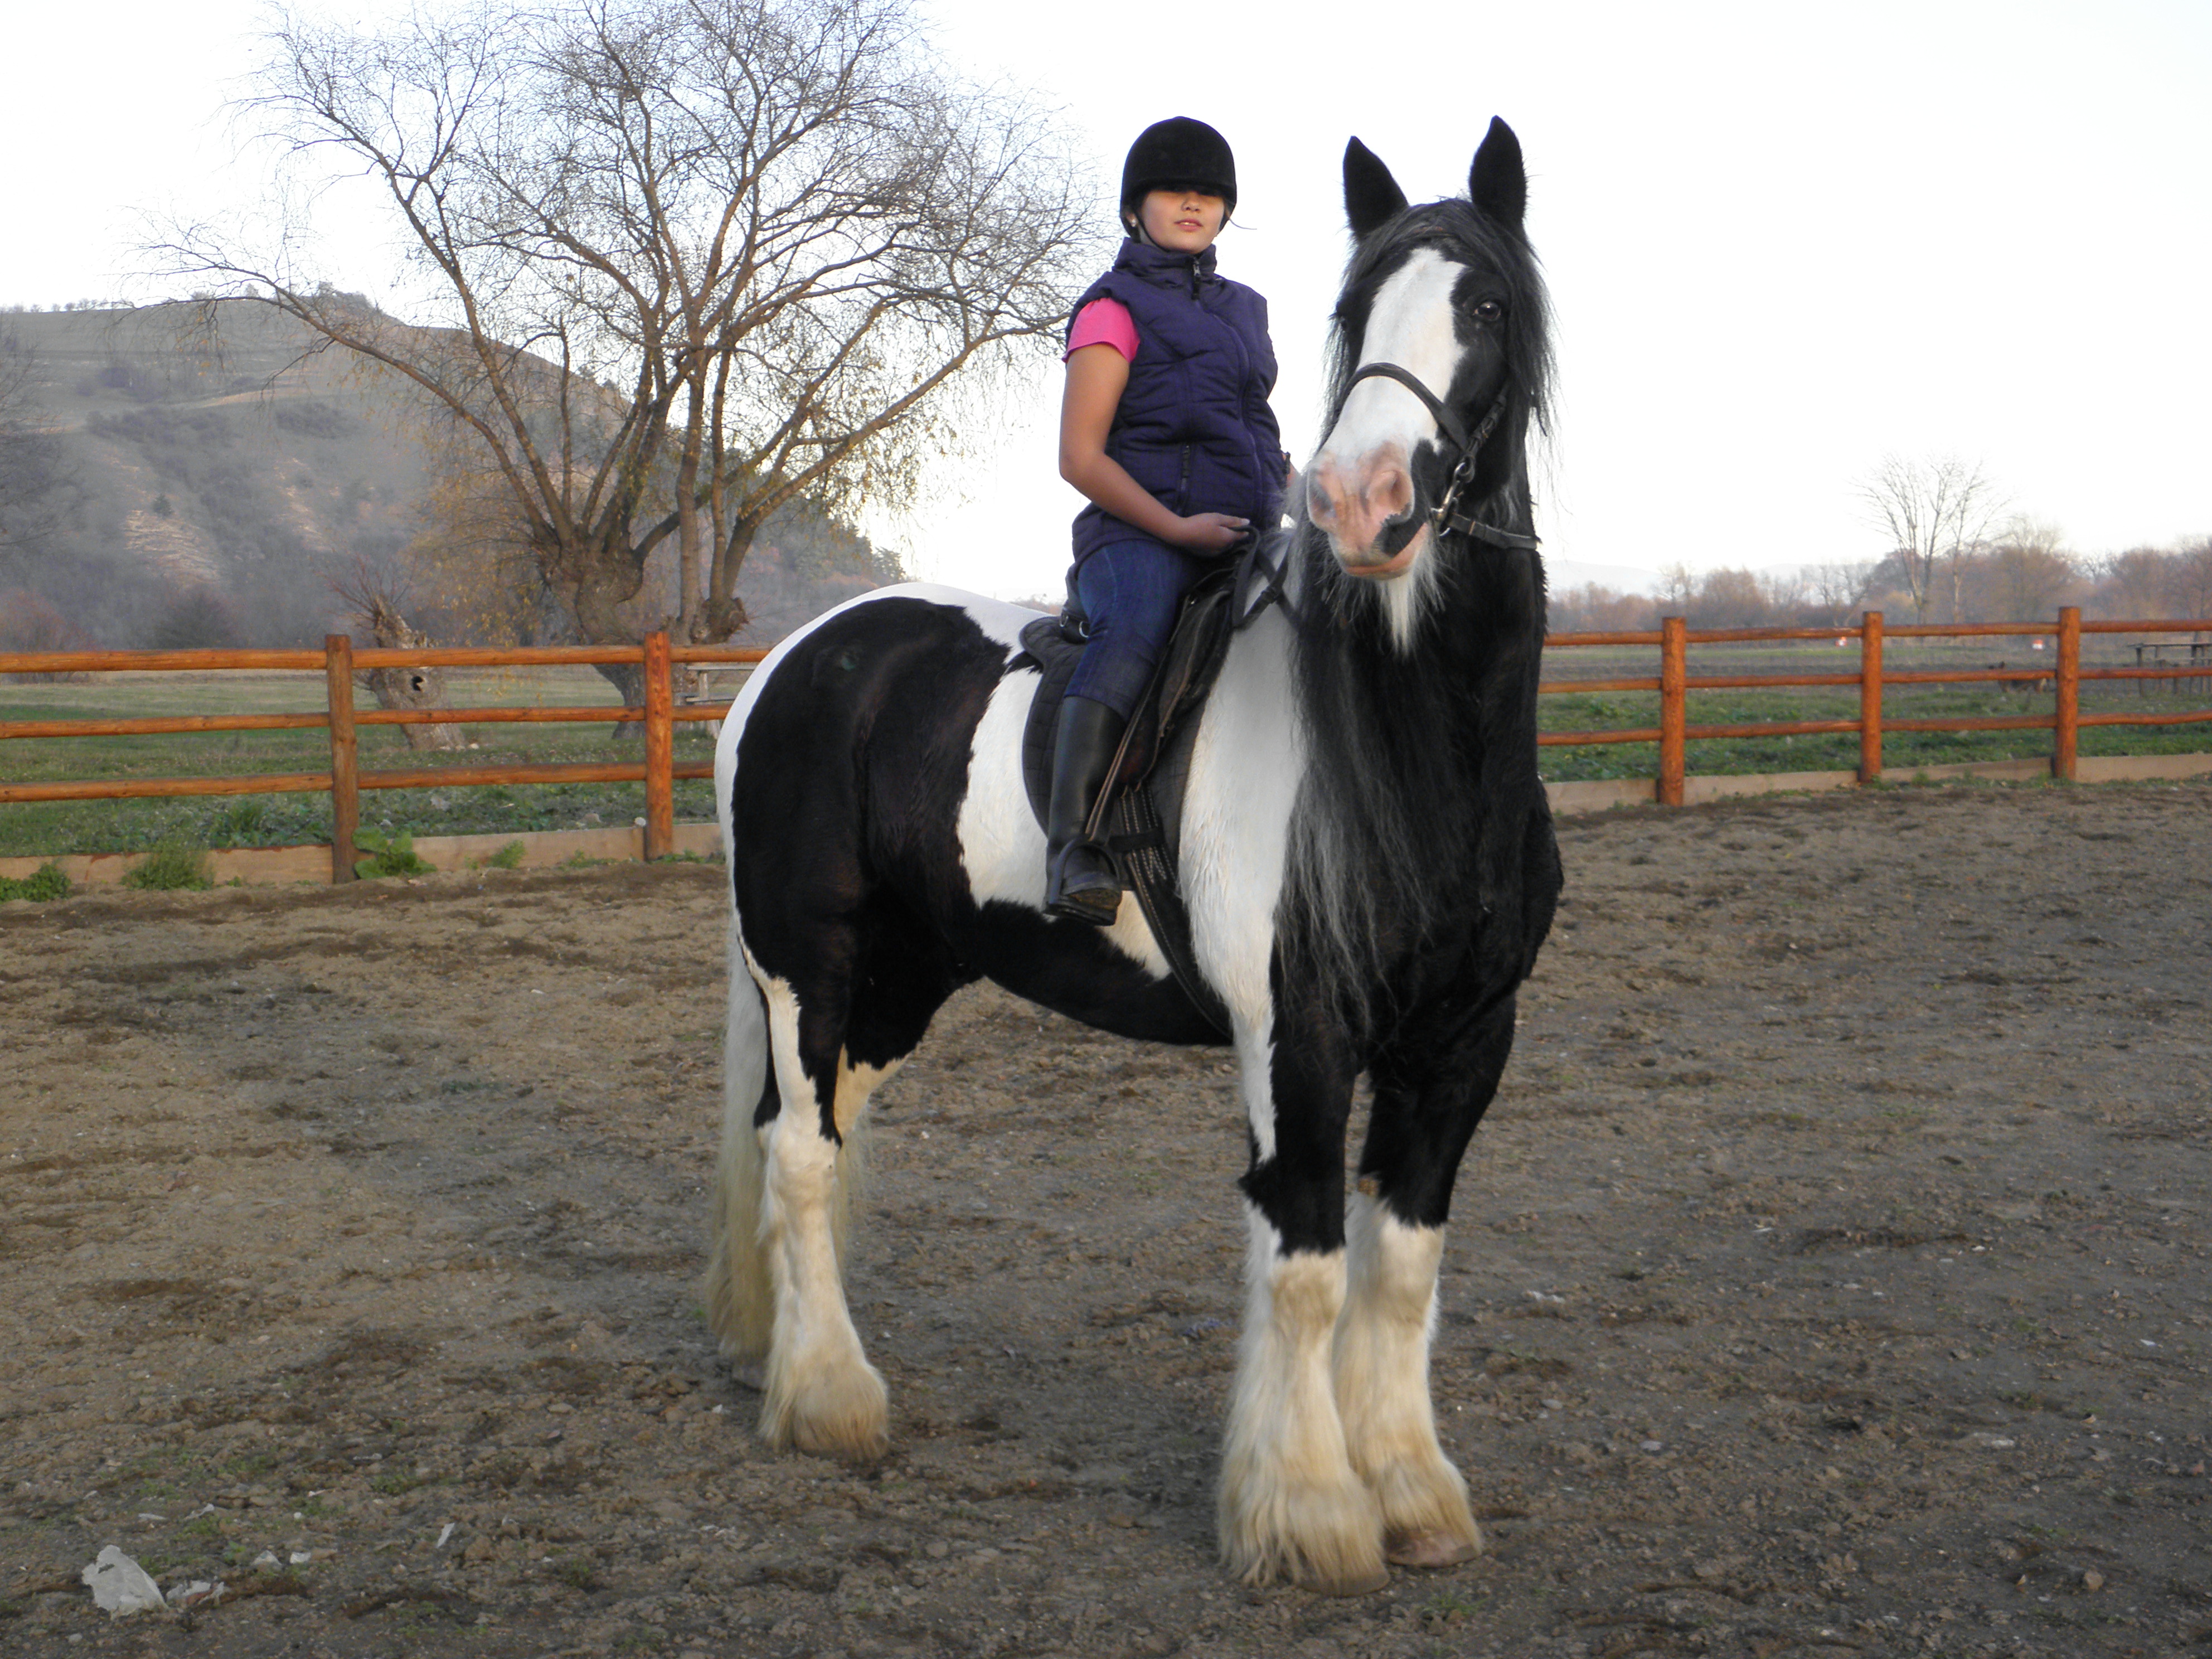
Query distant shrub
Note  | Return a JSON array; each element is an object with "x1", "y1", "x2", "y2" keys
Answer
[
  {"x1": 0, "y1": 589, "x2": 91, "y2": 678},
  {"x1": 274, "y1": 400, "x2": 354, "y2": 441},
  {"x1": 0, "y1": 862, "x2": 71, "y2": 903},
  {"x1": 125, "y1": 843, "x2": 214, "y2": 891},
  {"x1": 353, "y1": 828, "x2": 433, "y2": 879},
  {"x1": 482, "y1": 840, "x2": 527, "y2": 870},
  {"x1": 149, "y1": 586, "x2": 241, "y2": 649}
]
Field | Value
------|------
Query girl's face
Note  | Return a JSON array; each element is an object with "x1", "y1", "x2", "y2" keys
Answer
[{"x1": 1133, "y1": 187, "x2": 1226, "y2": 253}]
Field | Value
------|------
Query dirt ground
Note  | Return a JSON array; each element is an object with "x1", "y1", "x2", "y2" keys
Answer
[{"x1": 4, "y1": 781, "x2": 2210, "y2": 1659}]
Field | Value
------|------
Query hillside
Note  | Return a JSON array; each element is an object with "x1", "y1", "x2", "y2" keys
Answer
[{"x1": 0, "y1": 304, "x2": 896, "y2": 650}]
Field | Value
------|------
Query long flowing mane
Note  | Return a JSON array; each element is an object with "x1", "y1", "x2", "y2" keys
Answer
[{"x1": 1282, "y1": 197, "x2": 1555, "y2": 1032}]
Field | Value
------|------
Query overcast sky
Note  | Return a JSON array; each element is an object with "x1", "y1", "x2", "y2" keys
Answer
[{"x1": 6, "y1": 0, "x2": 2206, "y2": 598}]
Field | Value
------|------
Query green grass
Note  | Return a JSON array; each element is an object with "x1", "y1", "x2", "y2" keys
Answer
[
  {"x1": 124, "y1": 842, "x2": 214, "y2": 891},
  {"x1": 353, "y1": 828, "x2": 434, "y2": 879},
  {"x1": 0, "y1": 861, "x2": 70, "y2": 901}
]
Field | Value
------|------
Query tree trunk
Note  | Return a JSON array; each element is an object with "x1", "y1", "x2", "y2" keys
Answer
[{"x1": 356, "y1": 600, "x2": 467, "y2": 751}]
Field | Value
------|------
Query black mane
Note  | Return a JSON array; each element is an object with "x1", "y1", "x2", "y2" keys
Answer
[{"x1": 1282, "y1": 181, "x2": 1556, "y2": 1039}]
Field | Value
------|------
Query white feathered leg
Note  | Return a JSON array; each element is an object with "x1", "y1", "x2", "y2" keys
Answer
[
  {"x1": 1333, "y1": 1191, "x2": 1480, "y2": 1566},
  {"x1": 751, "y1": 982, "x2": 887, "y2": 1462},
  {"x1": 1217, "y1": 1207, "x2": 1389, "y2": 1594}
]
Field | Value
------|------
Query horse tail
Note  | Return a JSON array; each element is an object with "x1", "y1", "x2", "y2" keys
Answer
[{"x1": 704, "y1": 924, "x2": 774, "y2": 1362}]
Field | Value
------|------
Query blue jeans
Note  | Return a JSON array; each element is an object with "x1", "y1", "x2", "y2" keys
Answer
[{"x1": 1064, "y1": 539, "x2": 1212, "y2": 718}]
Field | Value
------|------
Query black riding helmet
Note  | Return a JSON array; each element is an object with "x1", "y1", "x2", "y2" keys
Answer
[{"x1": 1119, "y1": 117, "x2": 1238, "y2": 232}]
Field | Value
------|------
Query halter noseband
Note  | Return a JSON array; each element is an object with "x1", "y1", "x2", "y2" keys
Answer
[{"x1": 1343, "y1": 361, "x2": 1540, "y2": 553}]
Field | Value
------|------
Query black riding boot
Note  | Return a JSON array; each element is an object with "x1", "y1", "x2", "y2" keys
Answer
[{"x1": 1043, "y1": 695, "x2": 1127, "y2": 925}]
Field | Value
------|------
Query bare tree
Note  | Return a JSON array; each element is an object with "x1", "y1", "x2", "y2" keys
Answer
[
  {"x1": 1802, "y1": 560, "x2": 1876, "y2": 627},
  {"x1": 151, "y1": 0, "x2": 1093, "y2": 658},
  {"x1": 2169, "y1": 536, "x2": 2212, "y2": 622},
  {"x1": 1855, "y1": 454, "x2": 2005, "y2": 623},
  {"x1": 2096, "y1": 547, "x2": 2175, "y2": 619},
  {"x1": 1974, "y1": 516, "x2": 2076, "y2": 621}
]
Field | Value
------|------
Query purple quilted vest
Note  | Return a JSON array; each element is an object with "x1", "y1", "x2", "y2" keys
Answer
[{"x1": 1069, "y1": 240, "x2": 1284, "y2": 564}]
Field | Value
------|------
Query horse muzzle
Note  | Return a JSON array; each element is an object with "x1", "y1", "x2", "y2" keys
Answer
[{"x1": 1307, "y1": 449, "x2": 1429, "y2": 578}]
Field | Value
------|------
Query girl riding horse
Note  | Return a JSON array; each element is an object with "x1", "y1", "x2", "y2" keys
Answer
[{"x1": 1047, "y1": 116, "x2": 1293, "y2": 923}]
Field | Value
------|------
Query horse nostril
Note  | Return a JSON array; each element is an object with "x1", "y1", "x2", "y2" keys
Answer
[{"x1": 1307, "y1": 467, "x2": 1346, "y2": 529}]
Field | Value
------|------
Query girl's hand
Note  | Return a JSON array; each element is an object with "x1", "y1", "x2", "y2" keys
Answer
[{"x1": 1175, "y1": 512, "x2": 1249, "y2": 553}]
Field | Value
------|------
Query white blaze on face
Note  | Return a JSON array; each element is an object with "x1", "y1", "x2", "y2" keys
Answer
[{"x1": 1307, "y1": 249, "x2": 1469, "y2": 589}]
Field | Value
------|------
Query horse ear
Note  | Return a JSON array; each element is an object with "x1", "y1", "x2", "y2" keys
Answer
[
  {"x1": 1343, "y1": 138, "x2": 1409, "y2": 239},
  {"x1": 1468, "y1": 117, "x2": 1527, "y2": 232}
]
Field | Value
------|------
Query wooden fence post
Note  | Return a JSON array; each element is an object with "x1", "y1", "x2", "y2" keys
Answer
[
  {"x1": 643, "y1": 631, "x2": 674, "y2": 860},
  {"x1": 324, "y1": 634, "x2": 359, "y2": 883},
  {"x1": 2054, "y1": 606, "x2": 2081, "y2": 780},
  {"x1": 1859, "y1": 610, "x2": 1884, "y2": 783},
  {"x1": 1658, "y1": 615, "x2": 1687, "y2": 807}
]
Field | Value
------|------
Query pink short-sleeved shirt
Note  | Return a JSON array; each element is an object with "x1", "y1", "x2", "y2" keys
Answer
[{"x1": 1064, "y1": 297, "x2": 1139, "y2": 362}]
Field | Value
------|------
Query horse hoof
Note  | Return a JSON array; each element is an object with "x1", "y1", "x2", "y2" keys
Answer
[{"x1": 1387, "y1": 1529, "x2": 1481, "y2": 1569}]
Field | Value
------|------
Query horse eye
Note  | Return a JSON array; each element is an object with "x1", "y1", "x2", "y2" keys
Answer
[{"x1": 1474, "y1": 299, "x2": 1504, "y2": 323}]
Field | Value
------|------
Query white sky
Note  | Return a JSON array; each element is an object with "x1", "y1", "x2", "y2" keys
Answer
[{"x1": 6, "y1": 0, "x2": 2208, "y2": 599}]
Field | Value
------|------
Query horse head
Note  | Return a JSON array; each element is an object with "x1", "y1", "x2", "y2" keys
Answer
[{"x1": 1305, "y1": 119, "x2": 1550, "y2": 637}]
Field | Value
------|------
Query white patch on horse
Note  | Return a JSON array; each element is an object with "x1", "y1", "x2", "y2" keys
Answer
[
  {"x1": 748, "y1": 969, "x2": 887, "y2": 1460},
  {"x1": 1337, "y1": 251, "x2": 1466, "y2": 460},
  {"x1": 1333, "y1": 1192, "x2": 1481, "y2": 1565},
  {"x1": 1314, "y1": 249, "x2": 1466, "y2": 652},
  {"x1": 955, "y1": 663, "x2": 1172, "y2": 978},
  {"x1": 1217, "y1": 1205, "x2": 1386, "y2": 1591},
  {"x1": 1181, "y1": 607, "x2": 1303, "y2": 1156}
]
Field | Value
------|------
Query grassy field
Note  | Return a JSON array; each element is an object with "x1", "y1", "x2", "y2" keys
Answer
[
  {"x1": 3, "y1": 638, "x2": 2209, "y2": 857},
  {"x1": 1536, "y1": 634, "x2": 2212, "y2": 782},
  {"x1": 0, "y1": 667, "x2": 729, "y2": 858}
]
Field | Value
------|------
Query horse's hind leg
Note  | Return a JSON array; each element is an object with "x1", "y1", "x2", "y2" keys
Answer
[
  {"x1": 704, "y1": 925, "x2": 775, "y2": 1365},
  {"x1": 735, "y1": 943, "x2": 891, "y2": 1462},
  {"x1": 1333, "y1": 996, "x2": 1518, "y2": 1568}
]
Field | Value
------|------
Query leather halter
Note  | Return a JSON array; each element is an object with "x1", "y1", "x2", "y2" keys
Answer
[{"x1": 1342, "y1": 361, "x2": 1541, "y2": 553}]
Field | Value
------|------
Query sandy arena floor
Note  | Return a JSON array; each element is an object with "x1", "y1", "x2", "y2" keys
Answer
[{"x1": 3, "y1": 781, "x2": 2209, "y2": 1657}]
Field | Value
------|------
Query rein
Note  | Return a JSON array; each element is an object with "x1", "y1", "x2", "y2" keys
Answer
[{"x1": 1343, "y1": 361, "x2": 1540, "y2": 553}]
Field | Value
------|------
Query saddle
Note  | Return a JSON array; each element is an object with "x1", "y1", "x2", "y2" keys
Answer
[{"x1": 1011, "y1": 554, "x2": 1259, "y2": 1038}]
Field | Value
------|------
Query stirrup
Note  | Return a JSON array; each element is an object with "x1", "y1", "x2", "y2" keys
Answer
[{"x1": 1045, "y1": 841, "x2": 1120, "y2": 925}]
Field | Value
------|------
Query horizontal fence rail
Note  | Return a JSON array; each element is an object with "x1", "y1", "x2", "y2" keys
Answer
[
  {"x1": 2, "y1": 632, "x2": 767, "y2": 879},
  {"x1": 1542, "y1": 608, "x2": 2212, "y2": 806},
  {"x1": 6, "y1": 608, "x2": 2212, "y2": 881}
]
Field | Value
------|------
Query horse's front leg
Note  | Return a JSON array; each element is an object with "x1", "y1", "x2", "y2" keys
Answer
[
  {"x1": 1333, "y1": 991, "x2": 1519, "y2": 1568},
  {"x1": 1217, "y1": 988, "x2": 1388, "y2": 1595}
]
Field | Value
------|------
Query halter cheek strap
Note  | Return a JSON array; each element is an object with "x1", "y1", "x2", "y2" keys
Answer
[{"x1": 1342, "y1": 361, "x2": 1541, "y2": 554}]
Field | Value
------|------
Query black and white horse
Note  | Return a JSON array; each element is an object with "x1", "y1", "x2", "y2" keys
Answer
[{"x1": 706, "y1": 119, "x2": 1561, "y2": 1595}]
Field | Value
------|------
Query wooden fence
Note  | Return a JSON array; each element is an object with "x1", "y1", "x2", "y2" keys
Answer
[
  {"x1": 1543, "y1": 608, "x2": 2212, "y2": 806},
  {"x1": 0, "y1": 634, "x2": 765, "y2": 880},
  {"x1": 4, "y1": 609, "x2": 2210, "y2": 882}
]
